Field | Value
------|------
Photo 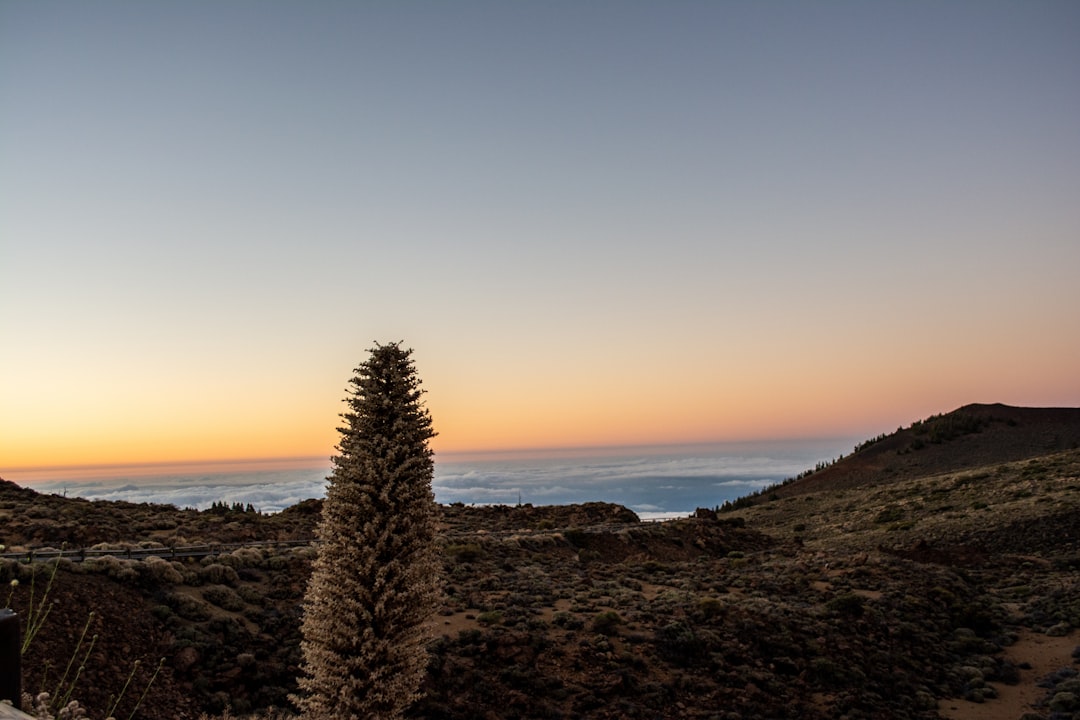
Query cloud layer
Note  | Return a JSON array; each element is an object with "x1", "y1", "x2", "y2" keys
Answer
[{"x1": 20, "y1": 441, "x2": 844, "y2": 515}]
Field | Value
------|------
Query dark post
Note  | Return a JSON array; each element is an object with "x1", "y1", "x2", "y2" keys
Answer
[{"x1": 0, "y1": 608, "x2": 21, "y2": 710}]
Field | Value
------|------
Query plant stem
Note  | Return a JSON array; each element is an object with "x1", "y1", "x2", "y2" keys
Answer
[
  {"x1": 126, "y1": 657, "x2": 164, "y2": 720},
  {"x1": 22, "y1": 555, "x2": 62, "y2": 654},
  {"x1": 52, "y1": 613, "x2": 95, "y2": 710},
  {"x1": 106, "y1": 660, "x2": 141, "y2": 719},
  {"x1": 57, "y1": 633, "x2": 97, "y2": 710}
]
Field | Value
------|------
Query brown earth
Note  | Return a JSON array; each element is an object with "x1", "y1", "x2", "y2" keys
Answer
[
  {"x1": 1, "y1": 403, "x2": 1079, "y2": 719},
  {"x1": 939, "y1": 629, "x2": 1080, "y2": 720}
]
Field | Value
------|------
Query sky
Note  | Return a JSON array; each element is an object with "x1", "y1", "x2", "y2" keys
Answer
[{"x1": 2, "y1": 1, "x2": 1079, "y2": 472}]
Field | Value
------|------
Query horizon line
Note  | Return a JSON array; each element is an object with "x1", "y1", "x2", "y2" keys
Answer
[
  {"x1": 433, "y1": 435, "x2": 861, "y2": 462},
  {"x1": 2, "y1": 435, "x2": 863, "y2": 479}
]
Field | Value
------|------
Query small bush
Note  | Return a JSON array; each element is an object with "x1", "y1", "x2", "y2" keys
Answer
[
  {"x1": 696, "y1": 597, "x2": 725, "y2": 620},
  {"x1": 203, "y1": 584, "x2": 246, "y2": 612},
  {"x1": 563, "y1": 529, "x2": 589, "y2": 548},
  {"x1": 165, "y1": 591, "x2": 213, "y2": 621},
  {"x1": 827, "y1": 593, "x2": 866, "y2": 617},
  {"x1": 86, "y1": 555, "x2": 140, "y2": 583},
  {"x1": 552, "y1": 612, "x2": 584, "y2": 630},
  {"x1": 655, "y1": 621, "x2": 708, "y2": 666},
  {"x1": 151, "y1": 604, "x2": 174, "y2": 622},
  {"x1": 808, "y1": 657, "x2": 848, "y2": 686},
  {"x1": 142, "y1": 556, "x2": 184, "y2": 584},
  {"x1": 591, "y1": 611, "x2": 622, "y2": 635},
  {"x1": 237, "y1": 585, "x2": 265, "y2": 606},
  {"x1": 1049, "y1": 691, "x2": 1077, "y2": 712},
  {"x1": 198, "y1": 563, "x2": 240, "y2": 586},
  {"x1": 640, "y1": 559, "x2": 670, "y2": 574},
  {"x1": 219, "y1": 547, "x2": 265, "y2": 568},
  {"x1": 874, "y1": 506, "x2": 905, "y2": 524},
  {"x1": 445, "y1": 544, "x2": 482, "y2": 563}
]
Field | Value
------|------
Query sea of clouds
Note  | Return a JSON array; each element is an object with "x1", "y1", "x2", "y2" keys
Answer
[{"x1": 16, "y1": 440, "x2": 854, "y2": 518}]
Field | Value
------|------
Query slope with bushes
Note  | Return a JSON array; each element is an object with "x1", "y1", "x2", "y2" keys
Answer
[{"x1": 2, "y1": 404, "x2": 1078, "y2": 719}]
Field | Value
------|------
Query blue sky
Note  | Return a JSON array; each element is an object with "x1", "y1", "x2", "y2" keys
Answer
[{"x1": 2, "y1": 1, "x2": 1078, "y2": 469}]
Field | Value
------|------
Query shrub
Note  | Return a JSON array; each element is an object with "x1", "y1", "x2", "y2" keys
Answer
[
  {"x1": 236, "y1": 585, "x2": 265, "y2": 606},
  {"x1": 141, "y1": 556, "x2": 184, "y2": 585},
  {"x1": 1049, "y1": 691, "x2": 1077, "y2": 712},
  {"x1": 165, "y1": 591, "x2": 212, "y2": 621},
  {"x1": 86, "y1": 555, "x2": 140, "y2": 583},
  {"x1": 827, "y1": 593, "x2": 866, "y2": 617},
  {"x1": 591, "y1": 611, "x2": 622, "y2": 635},
  {"x1": 203, "y1": 585, "x2": 246, "y2": 612},
  {"x1": 552, "y1": 612, "x2": 584, "y2": 630},
  {"x1": 198, "y1": 564, "x2": 239, "y2": 586},
  {"x1": 655, "y1": 621, "x2": 708, "y2": 666},
  {"x1": 696, "y1": 597, "x2": 725, "y2": 621},
  {"x1": 874, "y1": 505, "x2": 905, "y2": 524},
  {"x1": 445, "y1": 543, "x2": 482, "y2": 563},
  {"x1": 563, "y1": 529, "x2": 589, "y2": 548},
  {"x1": 808, "y1": 657, "x2": 851, "y2": 686},
  {"x1": 220, "y1": 547, "x2": 265, "y2": 569}
]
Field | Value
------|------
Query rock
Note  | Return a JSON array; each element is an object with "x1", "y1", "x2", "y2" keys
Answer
[
  {"x1": 174, "y1": 645, "x2": 200, "y2": 673},
  {"x1": 1046, "y1": 622, "x2": 1071, "y2": 637}
]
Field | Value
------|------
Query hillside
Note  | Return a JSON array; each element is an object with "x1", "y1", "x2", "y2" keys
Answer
[
  {"x1": 758, "y1": 403, "x2": 1080, "y2": 498},
  {"x1": 1, "y1": 404, "x2": 1079, "y2": 720}
]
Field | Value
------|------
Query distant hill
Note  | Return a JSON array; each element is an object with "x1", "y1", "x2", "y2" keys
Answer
[
  {"x1": 3, "y1": 402, "x2": 1080, "y2": 719},
  {"x1": 765, "y1": 403, "x2": 1080, "y2": 498}
]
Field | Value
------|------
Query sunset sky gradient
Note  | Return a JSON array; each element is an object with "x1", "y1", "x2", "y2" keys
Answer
[{"x1": 2, "y1": 1, "x2": 1078, "y2": 472}]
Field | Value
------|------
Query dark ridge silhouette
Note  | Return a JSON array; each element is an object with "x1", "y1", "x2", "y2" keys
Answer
[{"x1": 765, "y1": 403, "x2": 1080, "y2": 499}]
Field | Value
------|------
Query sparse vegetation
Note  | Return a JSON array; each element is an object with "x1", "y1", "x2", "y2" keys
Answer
[{"x1": 1, "y1": 403, "x2": 1079, "y2": 719}]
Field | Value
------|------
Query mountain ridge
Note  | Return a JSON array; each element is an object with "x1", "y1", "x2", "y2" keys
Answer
[
  {"x1": 761, "y1": 403, "x2": 1080, "y2": 499},
  {"x1": 1, "y1": 402, "x2": 1079, "y2": 719}
]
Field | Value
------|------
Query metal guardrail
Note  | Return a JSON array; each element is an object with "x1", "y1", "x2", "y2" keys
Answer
[
  {"x1": 0, "y1": 540, "x2": 314, "y2": 565},
  {"x1": 0, "y1": 539, "x2": 315, "y2": 717}
]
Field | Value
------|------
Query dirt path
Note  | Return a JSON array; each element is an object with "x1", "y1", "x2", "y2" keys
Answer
[{"x1": 938, "y1": 629, "x2": 1078, "y2": 720}]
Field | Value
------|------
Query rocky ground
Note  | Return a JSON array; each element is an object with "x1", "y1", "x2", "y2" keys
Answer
[{"x1": 2, "y1": 404, "x2": 1079, "y2": 719}]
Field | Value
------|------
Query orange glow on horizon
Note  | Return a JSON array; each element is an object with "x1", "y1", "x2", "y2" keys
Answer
[
  {"x1": 4, "y1": 337, "x2": 1077, "y2": 474},
  {"x1": 3, "y1": 2, "x2": 1079, "y2": 493},
  {"x1": 1, "y1": 455, "x2": 331, "y2": 483},
  {"x1": 6, "y1": 385, "x2": 1079, "y2": 474}
]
